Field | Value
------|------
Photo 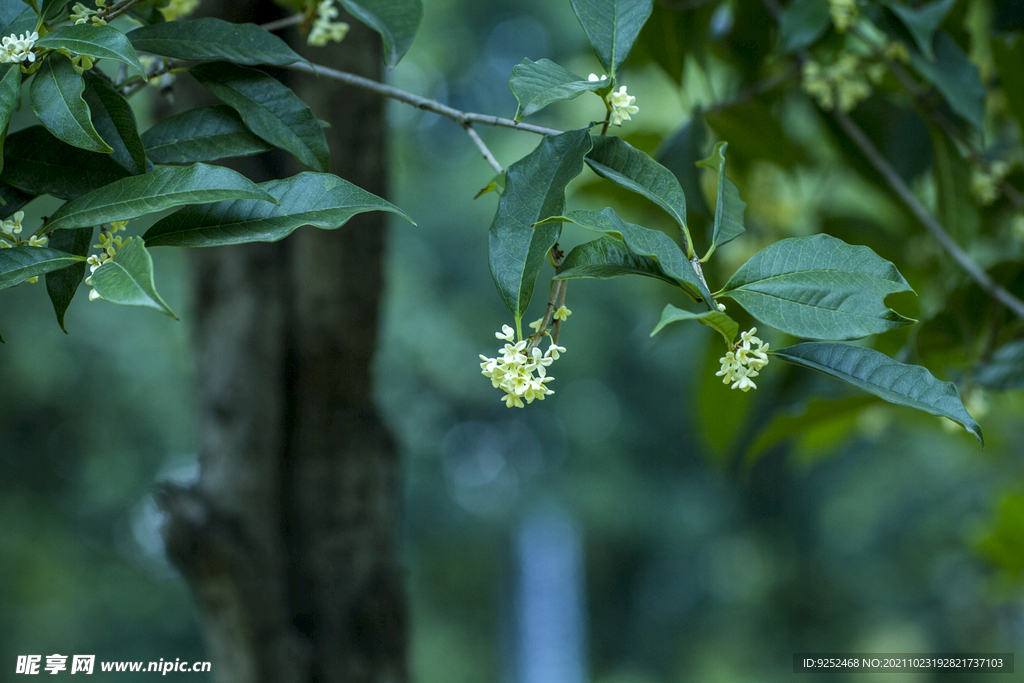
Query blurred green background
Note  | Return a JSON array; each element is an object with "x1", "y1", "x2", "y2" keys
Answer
[{"x1": 3, "y1": 0, "x2": 1024, "y2": 681}]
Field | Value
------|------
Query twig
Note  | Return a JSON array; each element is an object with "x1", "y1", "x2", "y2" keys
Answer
[
  {"x1": 260, "y1": 14, "x2": 304, "y2": 32},
  {"x1": 460, "y1": 123, "x2": 503, "y2": 174},
  {"x1": 283, "y1": 61, "x2": 563, "y2": 136},
  {"x1": 833, "y1": 109, "x2": 1024, "y2": 319},
  {"x1": 98, "y1": 0, "x2": 146, "y2": 21}
]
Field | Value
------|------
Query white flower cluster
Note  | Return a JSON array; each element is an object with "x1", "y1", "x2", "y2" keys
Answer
[
  {"x1": 828, "y1": 0, "x2": 858, "y2": 32},
  {"x1": 1, "y1": 211, "x2": 48, "y2": 282},
  {"x1": 85, "y1": 221, "x2": 130, "y2": 301},
  {"x1": 70, "y1": 2, "x2": 106, "y2": 24},
  {"x1": 1, "y1": 31, "x2": 38, "y2": 64},
  {"x1": 588, "y1": 74, "x2": 639, "y2": 126},
  {"x1": 308, "y1": 0, "x2": 350, "y2": 47},
  {"x1": 716, "y1": 327, "x2": 769, "y2": 392},
  {"x1": 971, "y1": 160, "x2": 1010, "y2": 205},
  {"x1": 480, "y1": 324, "x2": 565, "y2": 408},
  {"x1": 159, "y1": 0, "x2": 200, "y2": 21}
]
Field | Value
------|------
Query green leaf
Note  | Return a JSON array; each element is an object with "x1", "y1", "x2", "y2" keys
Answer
[
  {"x1": 141, "y1": 105, "x2": 273, "y2": 165},
  {"x1": 126, "y1": 18, "x2": 308, "y2": 67},
  {"x1": 538, "y1": 207, "x2": 708, "y2": 302},
  {"x1": 1, "y1": 126, "x2": 131, "y2": 199},
  {"x1": 82, "y1": 72, "x2": 147, "y2": 175},
  {"x1": 0, "y1": 246, "x2": 85, "y2": 290},
  {"x1": 929, "y1": 126, "x2": 978, "y2": 247},
  {"x1": 509, "y1": 58, "x2": 608, "y2": 121},
  {"x1": 695, "y1": 141, "x2": 745, "y2": 260},
  {"x1": 651, "y1": 303, "x2": 738, "y2": 345},
  {"x1": 338, "y1": 0, "x2": 422, "y2": 68},
  {"x1": 909, "y1": 31, "x2": 985, "y2": 131},
  {"x1": 720, "y1": 233, "x2": 915, "y2": 340},
  {"x1": 1, "y1": 6, "x2": 35, "y2": 36},
  {"x1": 779, "y1": 0, "x2": 831, "y2": 52},
  {"x1": 473, "y1": 172, "x2": 505, "y2": 199},
  {"x1": 0, "y1": 182, "x2": 35, "y2": 218},
  {"x1": 90, "y1": 236, "x2": 176, "y2": 318},
  {"x1": 656, "y1": 117, "x2": 710, "y2": 219},
  {"x1": 41, "y1": 0, "x2": 69, "y2": 20},
  {"x1": 191, "y1": 62, "x2": 329, "y2": 173},
  {"x1": 143, "y1": 171, "x2": 413, "y2": 247},
  {"x1": 773, "y1": 341, "x2": 983, "y2": 445},
  {"x1": 0, "y1": 1, "x2": 29, "y2": 30},
  {"x1": 976, "y1": 339, "x2": 1024, "y2": 390},
  {"x1": 488, "y1": 127, "x2": 592, "y2": 325},
  {"x1": 0, "y1": 63, "x2": 22, "y2": 176},
  {"x1": 570, "y1": 0, "x2": 654, "y2": 76},
  {"x1": 555, "y1": 235, "x2": 677, "y2": 284},
  {"x1": 30, "y1": 53, "x2": 111, "y2": 154},
  {"x1": 44, "y1": 226, "x2": 91, "y2": 332},
  {"x1": 36, "y1": 24, "x2": 147, "y2": 76},
  {"x1": 45, "y1": 163, "x2": 277, "y2": 231},
  {"x1": 585, "y1": 135, "x2": 692, "y2": 252},
  {"x1": 885, "y1": 0, "x2": 956, "y2": 59}
]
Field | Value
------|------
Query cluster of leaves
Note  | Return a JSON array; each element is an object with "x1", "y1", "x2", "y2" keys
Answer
[
  {"x1": 489, "y1": 0, "x2": 984, "y2": 443},
  {"x1": 0, "y1": 0, "x2": 417, "y2": 329}
]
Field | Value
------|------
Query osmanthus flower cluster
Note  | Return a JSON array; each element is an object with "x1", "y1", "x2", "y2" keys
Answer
[
  {"x1": 0, "y1": 212, "x2": 47, "y2": 283},
  {"x1": 84, "y1": 222, "x2": 131, "y2": 301},
  {"x1": 588, "y1": 74, "x2": 638, "y2": 126},
  {"x1": 480, "y1": 324, "x2": 566, "y2": 408},
  {"x1": 308, "y1": 0, "x2": 350, "y2": 47},
  {"x1": 0, "y1": 31, "x2": 39, "y2": 65},
  {"x1": 716, "y1": 328, "x2": 770, "y2": 393}
]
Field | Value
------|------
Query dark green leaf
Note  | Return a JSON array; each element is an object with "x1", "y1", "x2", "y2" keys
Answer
[
  {"x1": 695, "y1": 141, "x2": 745, "y2": 259},
  {"x1": 976, "y1": 339, "x2": 1024, "y2": 390},
  {"x1": 46, "y1": 163, "x2": 277, "y2": 231},
  {"x1": 488, "y1": 127, "x2": 592, "y2": 325},
  {"x1": 0, "y1": 63, "x2": 22, "y2": 176},
  {"x1": 555, "y1": 235, "x2": 677, "y2": 284},
  {"x1": 779, "y1": 0, "x2": 831, "y2": 52},
  {"x1": 44, "y1": 226, "x2": 91, "y2": 332},
  {"x1": 90, "y1": 236, "x2": 176, "y2": 318},
  {"x1": 141, "y1": 105, "x2": 273, "y2": 165},
  {"x1": 885, "y1": 0, "x2": 956, "y2": 58},
  {"x1": 338, "y1": 0, "x2": 422, "y2": 67},
  {"x1": 909, "y1": 31, "x2": 985, "y2": 131},
  {"x1": 143, "y1": 171, "x2": 413, "y2": 247},
  {"x1": 1, "y1": 126, "x2": 131, "y2": 199},
  {"x1": 656, "y1": 117, "x2": 710, "y2": 219},
  {"x1": 191, "y1": 62, "x2": 329, "y2": 173},
  {"x1": 570, "y1": 0, "x2": 654, "y2": 76},
  {"x1": 509, "y1": 58, "x2": 608, "y2": 121},
  {"x1": 82, "y1": 72, "x2": 147, "y2": 175},
  {"x1": 0, "y1": 183, "x2": 35, "y2": 218},
  {"x1": 774, "y1": 341, "x2": 983, "y2": 445},
  {"x1": 36, "y1": 24, "x2": 147, "y2": 76},
  {"x1": 0, "y1": 246, "x2": 85, "y2": 290},
  {"x1": 538, "y1": 207, "x2": 708, "y2": 301},
  {"x1": 651, "y1": 303, "x2": 738, "y2": 345},
  {"x1": 720, "y1": 233, "x2": 915, "y2": 340},
  {"x1": 586, "y1": 135, "x2": 692, "y2": 251},
  {"x1": 126, "y1": 18, "x2": 308, "y2": 66},
  {"x1": 30, "y1": 53, "x2": 112, "y2": 154},
  {"x1": 992, "y1": 35, "x2": 1024, "y2": 137},
  {"x1": 1, "y1": 7, "x2": 36, "y2": 36}
]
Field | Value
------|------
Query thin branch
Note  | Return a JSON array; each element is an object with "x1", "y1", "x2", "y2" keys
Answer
[
  {"x1": 460, "y1": 123, "x2": 503, "y2": 174},
  {"x1": 260, "y1": 14, "x2": 304, "y2": 32},
  {"x1": 99, "y1": 0, "x2": 147, "y2": 21},
  {"x1": 283, "y1": 61, "x2": 563, "y2": 136},
  {"x1": 833, "y1": 109, "x2": 1024, "y2": 319}
]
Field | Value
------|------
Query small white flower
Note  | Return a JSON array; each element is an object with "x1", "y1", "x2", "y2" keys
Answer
[
  {"x1": 716, "y1": 327, "x2": 769, "y2": 392},
  {"x1": 308, "y1": 0, "x2": 350, "y2": 47},
  {"x1": 716, "y1": 302, "x2": 726, "y2": 312},
  {"x1": 552, "y1": 305, "x2": 571, "y2": 321},
  {"x1": 0, "y1": 32, "x2": 38, "y2": 64},
  {"x1": 588, "y1": 73, "x2": 607, "y2": 82},
  {"x1": 608, "y1": 85, "x2": 638, "y2": 126},
  {"x1": 481, "y1": 325, "x2": 565, "y2": 407}
]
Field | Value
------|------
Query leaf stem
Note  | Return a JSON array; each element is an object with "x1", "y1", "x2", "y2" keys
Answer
[
  {"x1": 460, "y1": 123, "x2": 503, "y2": 174},
  {"x1": 260, "y1": 14, "x2": 304, "y2": 32}
]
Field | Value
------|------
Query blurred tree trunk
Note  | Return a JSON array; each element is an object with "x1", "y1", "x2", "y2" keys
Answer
[{"x1": 158, "y1": 3, "x2": 406, "y2": 682}]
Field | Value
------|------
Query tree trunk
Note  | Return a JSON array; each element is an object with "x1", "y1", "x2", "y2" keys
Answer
[{"x1": 158, "y1": 4, "x2": 406, "y2": 682}]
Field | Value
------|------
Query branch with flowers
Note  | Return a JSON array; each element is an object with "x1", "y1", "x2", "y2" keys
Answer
[{"x1": 0, "y1": 0, "x2": 1000, "y2": 446}]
